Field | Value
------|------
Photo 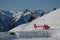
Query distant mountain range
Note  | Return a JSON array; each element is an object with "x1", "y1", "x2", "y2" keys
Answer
[{"x1": 0, "y1": 9, "x2": 46, "y2": 32}]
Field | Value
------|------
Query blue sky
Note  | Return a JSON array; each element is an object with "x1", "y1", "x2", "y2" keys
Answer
[{"x1": 0, "y1": 0, "x2": 60, "y2": 12}]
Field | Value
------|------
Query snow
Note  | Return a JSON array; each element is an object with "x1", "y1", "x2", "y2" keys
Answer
[
  {"x1": 9, "y1": 23, "x2": 28, "y2": 32},
  {"x1": 9, "y1": 10, "x2": 23, "y2": 22},
  {"x1": 0, "y1": 9, "x2": 46, "y2": 31},
  {"x1": 1, "y1": 29, "x2": 60, "y2": 40},
  {"x1": 0, "y1": 8, "x2": 60, "y2": 40},
  {"x1": 12, "y1": 38, "x2": 60, "y2": 40},
  {"x1": 8, "y1": 8, "x2": 60, "y2": 40},
  {"x1": 23, "y1": 12, "x2": 31, "y2": 16},
  {"x1": 24, "y1": 8, "x2": 60, "y2": 31},
  {"x1": 9, "y1": 8, "x2": 60, "y2": 32},
  {"x1": 0, "y1": 10, "x2": 23, "y2": 31},
  {"x1": 9, "y1": 29, "x2": 60, "y2": 40},
  {"x1": 12, "y1": 11, "x2": 22, "y2": 22},
  {"x1": 0, "y1": 32, "x2": 16, "y2": 40}
]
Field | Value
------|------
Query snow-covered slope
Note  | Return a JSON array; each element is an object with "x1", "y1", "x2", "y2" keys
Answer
[
  {"x1": 8, "y1": 8, "x2": 60, "y2": 40},
  {"x1": 9, "y1": 8, "x2": 60, "y2": 32}
]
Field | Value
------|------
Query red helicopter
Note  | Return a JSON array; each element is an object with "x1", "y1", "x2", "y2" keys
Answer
[{"x1": 34, "y1": 24, "x2": 50, "y2": 30}]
